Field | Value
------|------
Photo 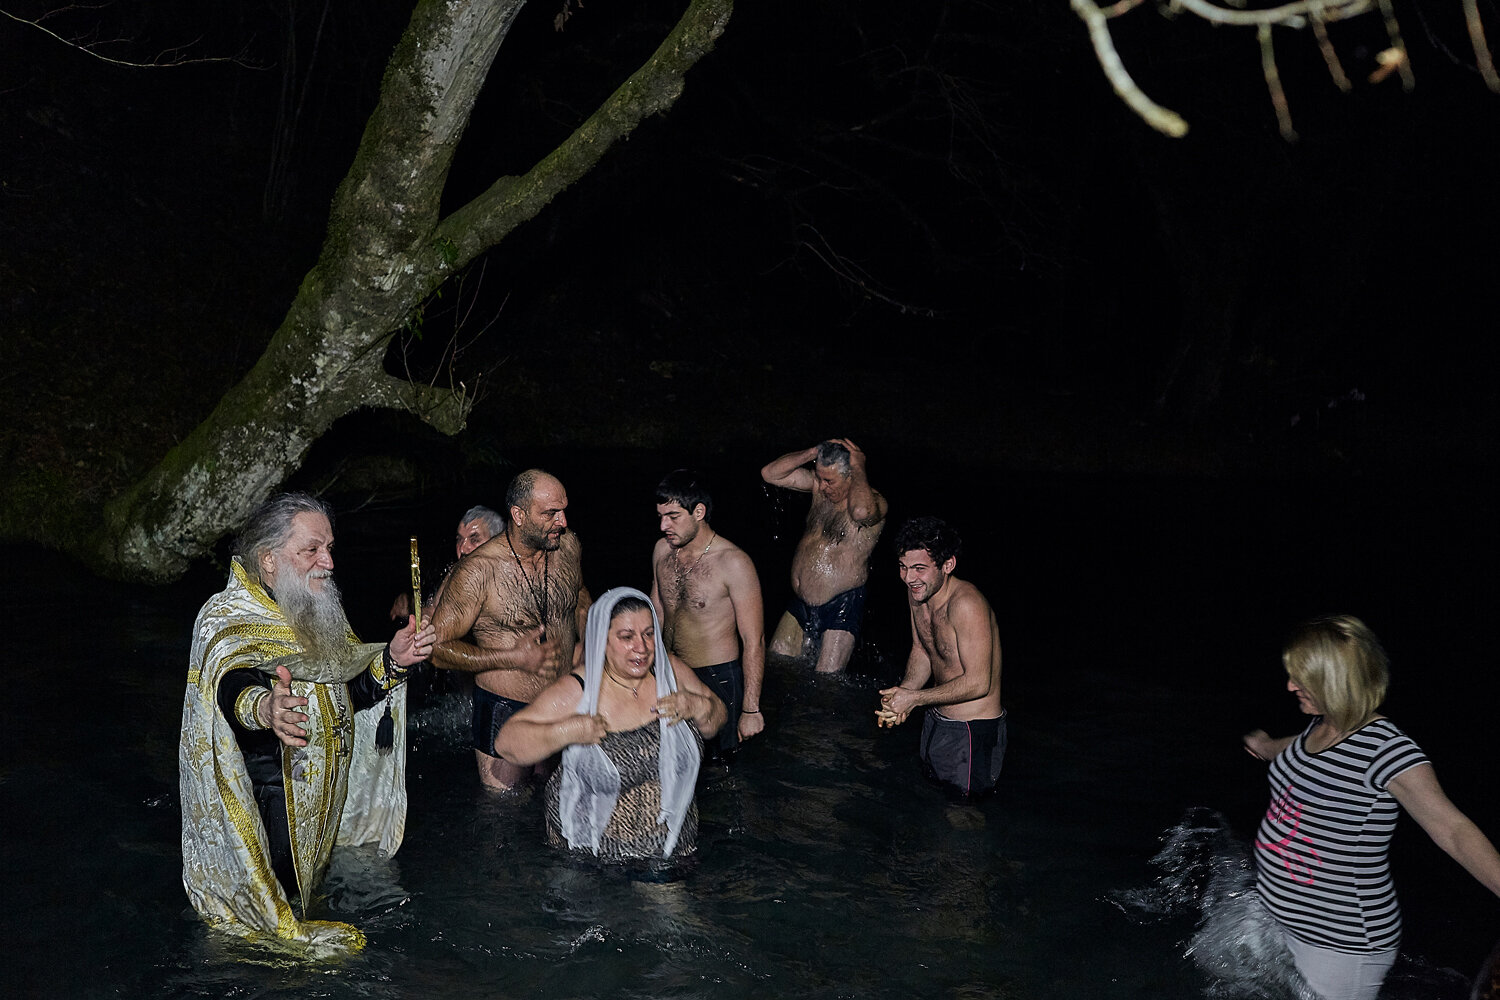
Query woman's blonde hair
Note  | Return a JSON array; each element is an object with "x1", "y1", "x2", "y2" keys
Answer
[{"x1": 1282, "y1": 614, "x2": 1389, "y2": 731}]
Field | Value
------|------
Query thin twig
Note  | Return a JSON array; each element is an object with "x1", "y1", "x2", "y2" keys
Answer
[
  {"x1": 0, "y1": 6, "x2": 259, "y2": 68},
  {"x1": 795, "y1": 224, "x2": 939, "y2": 317},
  {"x1": 1463, "y1": 0, "x2": 1500, "y2": 91},
  {"x1": 1259, "y1": 24, "x2": 1299, "y2": 141},
  {"x1": 1374, "y1": 0, "x2": 1415, "y2": 89},
  {"x1": 1100, "y1": 0, "x2": 1151, "y2": 19},
  {"x1": 1311, "y1": 13, "x2": 1353, "y2": 91},
  {"x1": 1072, "y1": 0, "x2": 1189, "y2": 137},
  {"x1": 1169, "y1": 0, "x2": 1372, "y2": 29}
]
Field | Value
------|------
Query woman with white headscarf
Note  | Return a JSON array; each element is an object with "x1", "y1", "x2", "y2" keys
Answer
[{"x1": 495, "y1": 587, "x2": 725, "y2": 860}]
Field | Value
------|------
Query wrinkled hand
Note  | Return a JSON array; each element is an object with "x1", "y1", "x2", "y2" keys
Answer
[
  {"x1": 654, "y1": 691, "x2": 703, "y2": 727},
  {"x1": 389, "y1": 616, "x2": 437, "y2": 668},
  {"x1": 737, "y1": 708, "x2": 765, "y2": 741},
  {"x1": 261, "y1": 664, "x2": 310, "y2": 747}
]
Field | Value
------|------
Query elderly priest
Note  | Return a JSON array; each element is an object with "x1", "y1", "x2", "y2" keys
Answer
[{"x1": 178, "y1": 493, "x2": 435, "y2": 951}]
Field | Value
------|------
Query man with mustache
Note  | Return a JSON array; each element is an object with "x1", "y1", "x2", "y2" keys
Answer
[
  {"x1": 877, "y1": 516, "x2": 1005, "y2": 801},
  {"x1": 179, "y1": 493, "x2": 436, "y2": 950},
  {"x1": 430, "y1": 469, "x2": 592, "y2": 791}
]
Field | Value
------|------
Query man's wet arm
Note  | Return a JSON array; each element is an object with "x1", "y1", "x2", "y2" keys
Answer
[
  {"x1": 430, "y1": 565, "x2": 486, "y2": 641},
  {"x1": 847, "y1": 484, "x2": 887, "y2": 528},
  {"x1": 429, "y1": 637, "x2": 531, "y2": 673},
  {"x1": 574, "y1": 584, "x2": 593, "y2": 635},
  {"x1": 944, "y1": 600, "x2": 995, "y2": 695}
]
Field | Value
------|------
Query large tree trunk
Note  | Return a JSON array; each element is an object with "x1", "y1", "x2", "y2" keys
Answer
[{"x1": 96, "y1": 0, "x2": 732, "y2": 582}]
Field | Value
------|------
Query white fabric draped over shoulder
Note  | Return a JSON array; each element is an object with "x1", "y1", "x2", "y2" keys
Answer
[
  {"x1": 178, "y1": 558, "x2": 407, "y2": 954},
  {"x1": 555, "y1": 586, "x2": 700, "y2": 858}
]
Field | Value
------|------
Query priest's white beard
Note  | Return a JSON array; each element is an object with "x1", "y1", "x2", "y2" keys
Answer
[{"x1": 277, "y1": 567, "x2": 348, "y2": 662}]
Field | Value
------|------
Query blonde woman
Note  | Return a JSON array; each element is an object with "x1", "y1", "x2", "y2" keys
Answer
[{"x1": 1244, "y1": 615, "x2": 1500, "y2": 1000}]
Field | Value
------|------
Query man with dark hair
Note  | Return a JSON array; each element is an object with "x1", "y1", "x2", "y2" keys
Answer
[
  {"x1": 878, "y1": 516, "x2": 1006, "y2": 800},
  {"x1": 429, "y1": 469, "x2": 591, "y2": 791},
  {"x1": 760, "y1": 438, "x2": 887, "y2": 673},
  {"x1": 650, "y1": 469, "x2": 766, "y2": 753},
  {"x1": 179, "y1": 492, "x2": 435, "y2": 950}
]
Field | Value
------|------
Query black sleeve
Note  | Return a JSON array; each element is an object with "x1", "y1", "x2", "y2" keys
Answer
[
  {"x1": 216, "y1": 668, "x2": 282, "y2": 791},
  {"x1": 347, "y1": 659, "x2": 390, "y2": 713},
  {"x1": 218, "y1": 667, "x2": 273, "y2": 739}
]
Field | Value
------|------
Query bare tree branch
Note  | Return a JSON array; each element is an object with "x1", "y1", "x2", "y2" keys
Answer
[
  {"x1": 1463, "y1": 0, "x2": 1500, "y2": 90},
  {"x1": 1075, "y1": 0, "x2": 1494, "y2": 137},
  {"x1": 1071, "y1": 0, "x2": 1189, "y2": 138},
  {"x1": 0, "y1": 5, "x2": 260, "y2": 68},
  {"x1": 1375, "y1": 0, "x2": 1417, "y2": 88},
  {"x1": 1312, "y1": 13, "x2": 1354, "y2": 91}
]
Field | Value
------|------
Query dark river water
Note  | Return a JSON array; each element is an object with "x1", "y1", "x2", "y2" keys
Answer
[{"x1": 4, "y1": 449, "x2": 1496, "y2": 999}]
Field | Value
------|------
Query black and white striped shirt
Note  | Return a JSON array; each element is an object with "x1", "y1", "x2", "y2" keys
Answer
[{"x1": 1253, "y1": 717, "x2": 1428, "y2": 952}]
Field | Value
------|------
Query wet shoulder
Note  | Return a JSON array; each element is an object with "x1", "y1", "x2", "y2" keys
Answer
[{"x1": 708, "y1": 535, "x2": 756, "y2": 576}]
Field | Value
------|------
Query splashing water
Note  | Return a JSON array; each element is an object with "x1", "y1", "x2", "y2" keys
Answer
[
  {"x1": 1108, "y1": 807, "x2": 1317, "y2": 999},
  {"x1": 761, "y1": 482, "x2": 789, "y2": 543}
]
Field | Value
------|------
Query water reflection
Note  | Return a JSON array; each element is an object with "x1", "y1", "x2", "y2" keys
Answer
[{"x1": 6, "y1": 467, "x2": 1497, "y2": 999}]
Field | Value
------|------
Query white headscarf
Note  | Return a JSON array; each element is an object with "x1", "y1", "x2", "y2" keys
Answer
[{"x1": 555, "y1": 587, "x2": 701, "y2": 857}]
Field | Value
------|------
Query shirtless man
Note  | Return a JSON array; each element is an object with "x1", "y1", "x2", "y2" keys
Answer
[
  {"x1": 760, "y1": 438, "x2": 887, "y2": 674},
  {"x1": 389, "y1": 504, "x2": 505, "y2": 622},
  {"x1": 877, "y1": 516, "x2": 1005, "y2": 800},
  {"x1": 649, "y1": 469, "x2": 766, "y2": 755},
  {"x1": 430, "y1": 471, "x2": 591, "y2": 790}
]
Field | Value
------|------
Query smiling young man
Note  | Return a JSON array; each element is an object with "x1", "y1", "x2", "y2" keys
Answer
[{"x1": 878, "y1": 516, "x2": 1005, "y2": 800}]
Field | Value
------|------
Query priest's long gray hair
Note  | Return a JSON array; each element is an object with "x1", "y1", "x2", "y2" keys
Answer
[{"x1": 236, "y1": 493, "x2": 334, "y2": 576}]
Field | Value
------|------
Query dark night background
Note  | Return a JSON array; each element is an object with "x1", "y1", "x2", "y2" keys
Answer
[
  {"x1": 4, "y1": 0, "x2": 1497, "y2": 497},
  {"x1": 3, "y1": 1, "x2": 1500, "y2": 993}
]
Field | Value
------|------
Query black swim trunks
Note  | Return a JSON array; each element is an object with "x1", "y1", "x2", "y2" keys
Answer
[
  {"x1": 692, "y1": 659, "x2": 743, "y2": 756},
  {"x1": 473, "y1": 687, "x2": 528, "y2": 758},
  {"x1": 919, "y1": 709, "x2": 1007, "y2": 799},
  {"x1": 786, "y1": 585, "x2": 866, "y2": 638}
]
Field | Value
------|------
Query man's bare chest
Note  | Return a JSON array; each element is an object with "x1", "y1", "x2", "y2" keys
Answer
[
  {"x1": 481, "y1": 559, "x2": 580, "y2": 629},
  {"x1": 915, "y1": 612, "x2": 959, "y2": 669},
  {"x1": 658, "y1": 556, "x2": 726, "y2": 616}
]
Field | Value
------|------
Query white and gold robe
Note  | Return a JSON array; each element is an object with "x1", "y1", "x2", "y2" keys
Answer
[{"x1": 178, "y1": 558, "x2": 408, "y2": 952}]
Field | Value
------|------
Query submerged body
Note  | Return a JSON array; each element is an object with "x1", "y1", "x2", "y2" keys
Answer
[
  {"x1": 544, "y1": 715, "x2": 703, "y2": 860},
  {"x1": 880, "y1": 518, "x2": 1005, "y2": 799},
  {"x1": 761, "y1": 439, "x2": 886, "y2": 674},
  {"x1": 651, "y1": 471, "x2": 766, "y2": 750},
  {"x1": 429, "y1": 471, "x2": 591, "y2": 790},
  {"x1": 179, "y1": 500, "x2": 432, "y2": 951},
  {"x1": 496, "y1": 588, "x2": 724, "y2": 861}
]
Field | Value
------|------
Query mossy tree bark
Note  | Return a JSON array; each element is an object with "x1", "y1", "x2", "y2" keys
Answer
[{"x1": 94, "y1": 0, "x2": 732, "y2": 582}]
